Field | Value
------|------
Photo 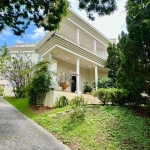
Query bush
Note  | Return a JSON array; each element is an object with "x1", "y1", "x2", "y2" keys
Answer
[
  {"x1": 24, "y1": 61, "x2": 55, "y2": 107},
  {"x1": 55, "y1": 96, "x2": 68, "y2": 108},
  {"x1": 84, "y1": 81, "x2": 92, "y2": 93},
  {"x1": 92, "y1": 77, "x2": 116, "y2": 90},
  {"x1": 93, "y1": 88, "x2": 129, "y2": 106},
  {"x1": 70, "y1": 96, "x2": 87, "y2": 120}
]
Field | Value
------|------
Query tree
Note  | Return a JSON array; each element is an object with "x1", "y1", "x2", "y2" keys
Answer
[
  {"x1": 79, "y1": 0, "x2": 117, "y2": 18},
  {"x1": 0, "y1": 45, "x2": 10, "y2": 75},
  {"x1": 126, "y1": 0, "x2": 150, "y2": 96},
  {"x1": 105, "y1": 43, "x2": 120, "y2": 85},
  {"x1": 117, "y1": 32, "x2": 145, "y2": 105},
  {"x1": 2, "y1": 53, "x2": 34, "y2": 98},
  {"x1": 25, "y1": 60, "x2": 55, "y2": 107},
  {"x1": 0, "y1": 0, "x2": 119, "y2": 35},
  {"x1": 0, "y1": 0, "x2": 69, "y2": 35},
  {"x1": 116, "y1": 0, "x2": 150, "y2": 105}
]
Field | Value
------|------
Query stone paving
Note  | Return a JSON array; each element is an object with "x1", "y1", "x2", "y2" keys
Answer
[
  {"x1": 81, "y1": 94, "x2": 100, "y2": 104},
  {"x1": 0, "y1": 97, "x2": 70, "y2": 150}
]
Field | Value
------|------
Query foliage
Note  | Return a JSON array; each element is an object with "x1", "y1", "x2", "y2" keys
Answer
[
  {"x1": 79, "y1": 0, "x2": 117, "y2": 17},
  {"x1": 103, "y1": 0, "x2": 150, "y2": 106},
  {"x1": 1, "y1": 52, "x2": 33, "y2": 98},
  {"x1": 0, "y1": 86, "x2": 4, "y2": 95},
  {"x1": 7, "y1": 97, "x2": 150, "y2": 150},
  {"x1": 106, "y1": 43, "x2": 120, "y2": 85},
  {"x1": 93, "y1": 88, "x2": 129, "y2": 106},
  {"x1": 92, "y1": 77, "x2": 115, "y2": 90},
  {"x1": 5, "y1": 97, "x2": 36, "y2": 118},
  {"x1": 125, "y1": 0, "x2": 150, "y2": 97},
  {"x1": 83, "y1": 81, "x2": 92, "y2": 93},
  {"x1": 55, "y1": 96, "x2": 68, "y2": 108},
  {"x1": 0, "y1": 0, "x2": 69, "y2": 35},
  {"x1": 70, "y1": 96, "x2": 87, "y2": 120},
  {"x1": 57, "y1": 70, "x2": 72, "y2": 86},
  {"x1": 0, "y1": 45, "x2": 10, "y2": 76},
  {"x1": 25, "y1": 60, "x2": 55, "y2": 107}
]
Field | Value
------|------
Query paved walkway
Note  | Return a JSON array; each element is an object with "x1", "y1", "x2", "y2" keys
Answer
[{"x1": 0, "y1": 97, "x2": 70, "y2": 150}]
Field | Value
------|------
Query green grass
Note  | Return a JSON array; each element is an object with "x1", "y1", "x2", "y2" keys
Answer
[
  {"x1": 5, "y1": 98, "x2": 150, "y2": 150},
  {"x1": 5, "y1": 97, "x2": 36, "y2": 118}
]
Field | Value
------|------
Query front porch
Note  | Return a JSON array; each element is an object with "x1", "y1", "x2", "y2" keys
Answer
[{"x1": 44, "y1": 90, "x2": 100, "y2": 107}]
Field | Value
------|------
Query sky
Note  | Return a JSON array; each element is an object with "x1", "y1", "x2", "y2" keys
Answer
[{"x1": 0, "y1": 0, "x2": 127, "y2": 47}]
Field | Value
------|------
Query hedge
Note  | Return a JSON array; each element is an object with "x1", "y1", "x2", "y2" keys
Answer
[{"x1": 92, "y1": 88, "x2": 129, "y2": 106}]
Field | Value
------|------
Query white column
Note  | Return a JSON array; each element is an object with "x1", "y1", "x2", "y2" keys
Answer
[
  {"x1": 76, "y1": 58, "x2": 80, "y2": 96},
  {"x1": 94, "y1": 40, "x2": 96, "y2": 52},
  {"x1": 49, "y1": 53, "x2": 53, "y2": 71},
  {"x1": 95, "y1": 66, "x2": 98, "y2": 90},
  {"x1": 77, "y1": 29, "x2": 80, "y2": 44}
]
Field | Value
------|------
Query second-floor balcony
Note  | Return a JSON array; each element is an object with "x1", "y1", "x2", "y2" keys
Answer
[
  {"x1": 35, "y1": 17, "x2": 110, "y2": 67},
  {"x1": 57, "y1": 29, "x2": 108, "y2": 61}
]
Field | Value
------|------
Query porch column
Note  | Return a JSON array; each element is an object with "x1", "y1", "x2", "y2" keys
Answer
[
  {"x1": 49, "y1": 53, "x2": 53, "y2": 71},
  {"x1": 94, "y1": 40, "x2": 96, "y2": 52},
  {"x1": 76, "y1": 58, "x2": 80, "y2": 96},
  {"x1": 77, "y1": 29, "x2": 80, "y2": 44},
  {"x1": 95, "y1": 66, "x2": 98, "y2": 90}
]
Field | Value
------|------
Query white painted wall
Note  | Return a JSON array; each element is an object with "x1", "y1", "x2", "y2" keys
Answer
[{"x1": 53, "y1": 58, "x2": 108, "y2": 94}]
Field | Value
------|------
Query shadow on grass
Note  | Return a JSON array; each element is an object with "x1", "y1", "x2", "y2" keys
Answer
[{"x1": 101, "y1": 105, "x2": 150, "y2": 150}]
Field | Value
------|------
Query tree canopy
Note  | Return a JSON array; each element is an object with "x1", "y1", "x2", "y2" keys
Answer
[
  {"x1": 0, "y1": 0, "x2": 69, "y2": 35},
  {"x1": 0, "y1": 0, "x2": 119, "y2": 35},
  {"x1": 106, "y1": 0, "x2": 150, "y2": 105},
  {"x1": 105, "y1": 43, "x2": 120, "y2": 85},
  {"x1": 79, "y1": 0, "x2": 117, "y2": 17}
]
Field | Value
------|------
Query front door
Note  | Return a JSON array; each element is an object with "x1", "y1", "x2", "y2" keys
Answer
[{"x1": 71, "y1": 76, "x2": 76, "y2": 92}]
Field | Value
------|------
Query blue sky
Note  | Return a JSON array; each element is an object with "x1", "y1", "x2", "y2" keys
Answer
[{"x1": 0, "y1": 0, "x2": 127, "y2": 47}]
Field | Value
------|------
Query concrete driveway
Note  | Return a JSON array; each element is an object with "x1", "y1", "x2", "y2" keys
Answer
[{"x1": 0, "y1": 97, "x2": 70, "y2": 150}]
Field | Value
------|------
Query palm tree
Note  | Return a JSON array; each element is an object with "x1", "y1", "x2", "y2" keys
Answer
[{"x1": 0, "y1": 45, "x2": 10, "y2": 61}]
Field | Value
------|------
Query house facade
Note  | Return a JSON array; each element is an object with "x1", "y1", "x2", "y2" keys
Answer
[
  {"x1": 36, "y1": 9, "x2": 112, "y2": 94},
  {"x1": 1, "y1": 9, "x2": 115, "y2": 107}
]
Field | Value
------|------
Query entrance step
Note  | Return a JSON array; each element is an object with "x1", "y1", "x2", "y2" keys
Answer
[{"x1": 81, "y1": 94, "x2": 100, "y2": 104}]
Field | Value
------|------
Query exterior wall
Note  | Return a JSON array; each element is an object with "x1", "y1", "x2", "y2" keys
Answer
[
  {"x1": 44, "y1": 90, "x2": 78, "y2": 107},
  {"x1": 89, "y1": 69, "x2": 108, "y2": 86},
  {"x1": 55, "y1": 58, "x2": 90, "y2": 93},
  {"x1": 2, "y1": 80, "x2": 15, "y2": 97}
]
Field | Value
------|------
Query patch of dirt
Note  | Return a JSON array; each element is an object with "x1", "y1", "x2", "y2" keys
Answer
[
  {"x1": 30, "y1": 106, "x2": 53, "y2": 114},
  {"x1": 128, "y1": 106, "x2": 150, "y2": 118}
]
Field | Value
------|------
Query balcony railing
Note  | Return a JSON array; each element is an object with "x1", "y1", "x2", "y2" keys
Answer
[{"x1": 55, "y1": 30, "x2": 108, "y2": 60}]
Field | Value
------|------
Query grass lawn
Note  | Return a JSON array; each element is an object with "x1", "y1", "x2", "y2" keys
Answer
[{"x1": 5, "y1": 97, "x2": 150, "y2": 150}]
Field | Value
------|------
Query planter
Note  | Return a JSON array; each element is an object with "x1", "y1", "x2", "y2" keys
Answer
[
  {"x1": 85, "y1": 92, "x2": 91, "y2": 95},
  {"x1": 60, "y1": 82, "x2": 70, "y2": 91}
]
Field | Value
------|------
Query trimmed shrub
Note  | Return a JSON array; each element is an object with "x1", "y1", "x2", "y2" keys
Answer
[
  {"x1": 55, "y1": 96, "x2": 68, "y2": 108},
  {"x1": 93, "y1": 88, "x2": 129, "y2": 106}
]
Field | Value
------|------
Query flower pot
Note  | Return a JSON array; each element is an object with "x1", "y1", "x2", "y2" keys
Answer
[{"x1": 60, "y1": 82, "x2": 70, "y2": 91}]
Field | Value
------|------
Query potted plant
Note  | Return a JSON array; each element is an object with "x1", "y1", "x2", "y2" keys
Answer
[
  {"x1": 84, "y1": 81, "x2": 92, "y2": 94},
  {"x1": 57, "y1": 70, "x2": 72, "y2": 91}
]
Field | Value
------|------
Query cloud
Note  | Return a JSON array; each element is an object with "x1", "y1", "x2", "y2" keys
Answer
[
  {"x1": 15, "y1": 39, "x2": 24, "y2": 43},
  {"x1": 30, "y1": 27, "x2": 47, "y2": 40},
  {"x1": 0, "y1": 35, "x2": 6, "y2": 41},
  {"x1": 69, "y1": 0, "x2": 127, "y2": 39},
  {"x1": 2, "y1": 28, "x2": 12, "y2": 36}
]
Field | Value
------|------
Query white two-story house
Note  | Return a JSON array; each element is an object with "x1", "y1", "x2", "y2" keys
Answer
[{"x1": 2, "y1": 9, "x2": 115, "y2": 107}]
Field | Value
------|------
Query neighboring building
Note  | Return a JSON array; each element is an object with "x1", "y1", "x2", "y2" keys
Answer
[
  {"x1": 1, "y1": 43, "x2": 39, "y2": 97},
  {"x1": 1, "y1": 9, "x2": 115, "y2": 106}
]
